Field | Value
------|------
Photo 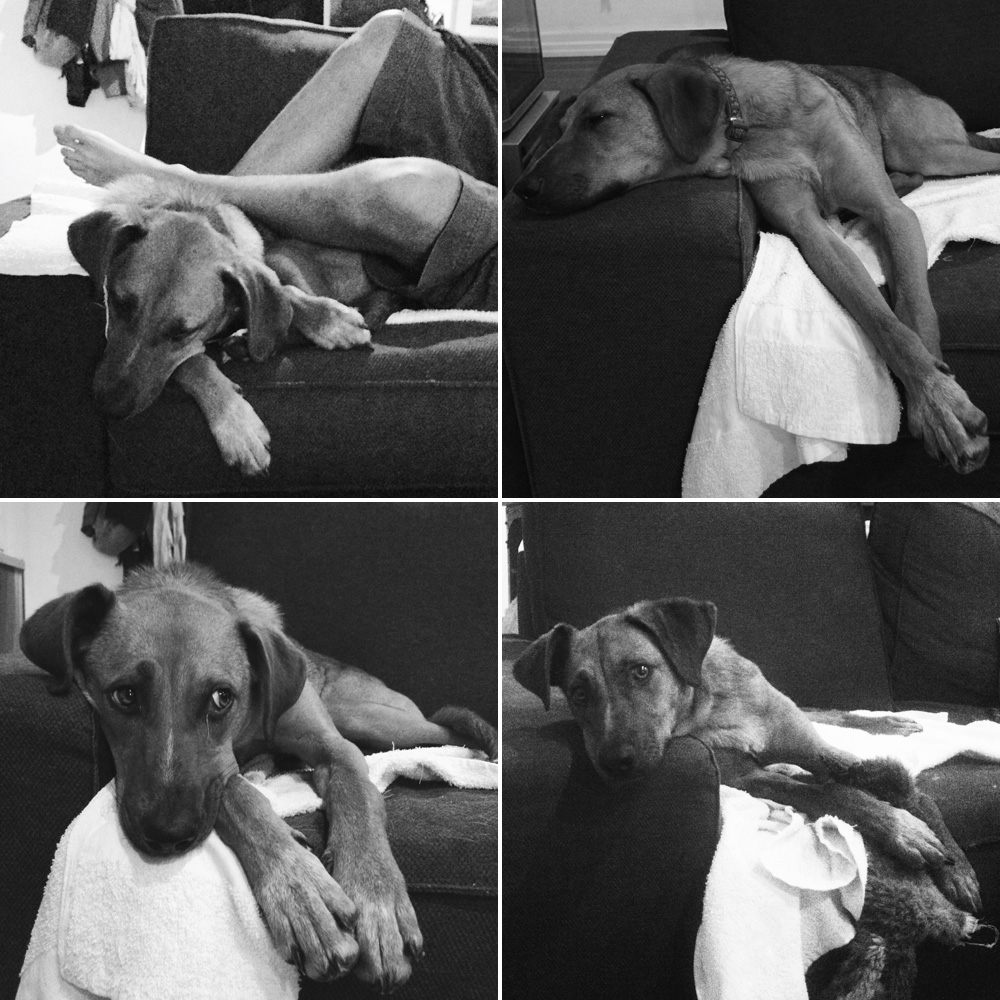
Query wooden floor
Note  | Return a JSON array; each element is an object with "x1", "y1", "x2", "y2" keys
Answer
[{"x1": 543, "y1": 54, "x2": 605, "y2": 94}]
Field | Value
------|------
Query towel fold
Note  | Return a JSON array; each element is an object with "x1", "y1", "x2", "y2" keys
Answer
[
  {"x1": 19, "y1": 746, "x2": 497, "y2": 1000},
  {"x1": 683, "y1": 136, "x2": 1000, "y2": 498},
  {"x1": 695, "y1": 786, "x2": 866, "y2": 1000}
]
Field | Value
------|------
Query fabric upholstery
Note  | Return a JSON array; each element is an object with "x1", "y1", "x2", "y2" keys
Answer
[
  {"x1": 868, "y1": 502, "x2": 1000, "y2": 706},
  {"x1": 502, "y1": 643, "x2": 719, "y2": 1000},
  {"x1": 723, "y1": 0, "x2": 1000, "y2": 132}
]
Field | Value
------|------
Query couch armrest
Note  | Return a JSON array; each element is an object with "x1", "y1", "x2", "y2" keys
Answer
[
  {"x1": 0, "y1": 275, "x2": 108, "y2": 495},
  {"x1": 503, "y1": 176, "x2": 756, "y2": 497},
  {"x1": 0, "y1": 655, "x2": 111, "y2": 999}
]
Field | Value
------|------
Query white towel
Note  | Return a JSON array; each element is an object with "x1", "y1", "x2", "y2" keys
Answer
[
  {"x1": 683, "y1": 135, "x2": 1000, "y2": 498},
  {"x1": 695, "y1": 786, "x2": 866, "y2": 1000},
  {"x1": 813, "y1": 709, "x2": 1000, "y2": 776},
  {"x1": 19, "y1": 746, "x2": 497, "y2": 1000}
]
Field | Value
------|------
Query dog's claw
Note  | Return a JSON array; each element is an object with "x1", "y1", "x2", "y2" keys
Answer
[{"x1": 908, "y1": 372, "x2": 989, "y2": 474}]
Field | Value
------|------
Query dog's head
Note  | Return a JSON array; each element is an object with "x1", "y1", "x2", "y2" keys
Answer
[
  {"x1": 513, "y1": 59, "x2": 731, "y2": 214},
  {"x1": 68, "y1": 177, "x2": 293, "y2": 419},
  {"x1": 513, "y1": 597, "x2": 717, "y2": 780},
  {"x1": 20, "y1": 563, "x2": 307, "y2": 857}
]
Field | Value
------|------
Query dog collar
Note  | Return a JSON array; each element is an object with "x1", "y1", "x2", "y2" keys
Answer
[{"x1": 707, "y1": 63, "x2": 749, "y2": 143}]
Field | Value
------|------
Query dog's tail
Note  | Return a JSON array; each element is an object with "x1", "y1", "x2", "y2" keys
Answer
[
  {"x1": 968, "y1": 132, "x2": 1000, "y2": 153},
  {"x1": 430, "y1": 705, "x2": 498, "y2": 761}
]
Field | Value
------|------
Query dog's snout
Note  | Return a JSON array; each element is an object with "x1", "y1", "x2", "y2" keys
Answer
[
  {"x1": 599, "y1": 747, "x2": 637, "y2": 779},
  {"x1": 138, "y1": 816, "x2": 202, "y2": 856},
  {"x1": 513, "y1": 172, "x2": 544, "y2": 203}
]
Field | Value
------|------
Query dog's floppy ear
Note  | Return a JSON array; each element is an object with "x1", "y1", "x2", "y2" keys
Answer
[
  {"x1": 625, "y1": 598, "x2": 717, "y2": 689},
  {"x1": 632, "y1": 61, "x2": 723, "y2": 164},
  {"x1": 240, "y1": 623, "x2": 309, "y2": 741},
  {"x1": 67, "y1": 207, "x2": 147, "y2": 285},
  {"x1": 20, "y1": 585, "x2": 117, "y2": 693},
  {"x1": 512, "y1": 623, "x2": 576, "y2": 710},
  {"x1": 224, "y1": 258, "x2": 293, "y2": 362}
]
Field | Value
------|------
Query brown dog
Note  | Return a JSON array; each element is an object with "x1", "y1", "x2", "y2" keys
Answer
[
  {"x1": 20, "y1": 562, "x2": 497, "y2": 991},
  {"x1": 68, "y1": 175, "x2": 382, "y2": 476},
  {"x1": 514, "y1": 54, "x2": 1000, "y2": 474},
  {"x1": 513, "y1": 596, "x2": 980, "y2": 914}
]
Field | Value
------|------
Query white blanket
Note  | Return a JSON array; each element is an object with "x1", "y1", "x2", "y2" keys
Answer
[
  {"x1": 697, "y1": 711, "x2": 1000, "y2": 1000},
  {"x1": 18, "y1": 747, "x2": 497, "y2": 1000},
  {"x1": 683, "y1": 142, "x2": 1000, "y2": 499}
]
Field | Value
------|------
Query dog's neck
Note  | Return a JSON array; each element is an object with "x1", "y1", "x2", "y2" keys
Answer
[{"x1": 705, "y1": 62, "x2": 749, "y2": 144}]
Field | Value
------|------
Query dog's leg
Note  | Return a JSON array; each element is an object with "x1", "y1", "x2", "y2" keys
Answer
[
  {"x1": 215, "y1": 772, "x2": 361, "y2": 981},
  {"x1": 171, "y1": 353, "x2": 271, "y2": 475},
  {"x1": 265, "y1": 247, "x2": 372, "y2": 350},
  {"x1": 749, "y1": 176, "x2": 988, "y2": 474},
  {"x1": 274, "y1": 683, "x2": 423, "y2": 993}
]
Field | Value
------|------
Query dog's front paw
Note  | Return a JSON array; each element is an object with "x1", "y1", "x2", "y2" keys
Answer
[
  {"x1": 298, "y1": 296, "x2": 372, "y2": 350},
  {"x1": 908, "y1": 373, "x2": 989, "y2": 474},
  {"x1": 934, "y1": 853, "x2": 982, "y2": 914},
  {"x1": 210, "y1": 394, "x2": 271, "y2": 476},
  {"x1": 257, "y1": 845, "x2": 360, "y2": 982},
  {"x1": 325, "y1": 851, "x2": 423, "y2": 993},
  {"x1": 889, "y1": 806, "x2": 951, "y2": 869}
]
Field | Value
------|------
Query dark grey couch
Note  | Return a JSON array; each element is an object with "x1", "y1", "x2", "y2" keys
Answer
[
  {"x1": 503, "y1": 0, "x2": 1000, "y2": 498},
  {"x1": 0, "y1": 502, "x2": 497, "y2": 1000},
  {"x1": 1, "y1": 15, "x2": 497, "y2": 497},
  {"x1": 503, "y1": 502, "x2": 1000, "y2": 998}
]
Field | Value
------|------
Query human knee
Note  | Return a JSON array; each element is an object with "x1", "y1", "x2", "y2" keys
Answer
[
  {"x1": 355, "y1": 9, "x2": 407, "y2": 52},
  {"x1": 368, "y1": 157, "x2": 461, "y2": 225}
]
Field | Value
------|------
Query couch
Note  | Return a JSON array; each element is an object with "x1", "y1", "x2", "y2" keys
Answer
[
  {"x1": 503, "y1": 502, "x2": 1000, "y2": 998},
  {"x1": 0, "y1": 501, "x2": 497, "y2": 1000},
  {"x1": 0, "y1": 14, "x2": 497, "y2": 497},
  {"x1": 503, "y1": 0, "x2": 1000, "y2": 498}
]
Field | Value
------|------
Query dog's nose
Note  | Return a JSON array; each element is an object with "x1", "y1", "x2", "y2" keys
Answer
[
  {"x1": 139, "y1": 819, "x2": 201, "y2": 856},
  {"x1": 601, "y1": 752, "x2": 636, "y2": 778},
  {"x1": 513, "y1": 173, "x2": 544, "y2": 203}
]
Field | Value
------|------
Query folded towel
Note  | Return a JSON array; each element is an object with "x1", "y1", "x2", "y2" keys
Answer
[
  {"x1": 695, "y1": 786, "x2": 866, "y2": 1000},
  {"x1": 19, "y1": 746, "x2": 497, "y2": 1000},
  {"x1": 683, "y1": 135, "x2": 1000, "y2": 498},
  {"x1": 18, "y1": 782, "x2": 299, "y2": 1000}
]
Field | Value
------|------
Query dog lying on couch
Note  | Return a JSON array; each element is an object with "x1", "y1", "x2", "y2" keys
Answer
[
  {"x1": 513, "y1": 596, "x2": 987, "y2": 998},
  {"x1": 514, "y1": 54, "x2": 1000, "y2": 477}
]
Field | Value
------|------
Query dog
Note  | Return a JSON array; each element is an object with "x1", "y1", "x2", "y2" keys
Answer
[
  {"x1": 20, "y1": 562, "x2": 497, "y2": 991},
  {"x1": 513, "y1": 54, "x2": 1000, "y2": 475},
  {"x1": 512, "y1": 597, "x2": 981, "y2": 918},
  {"x1": 68, "y1": 175, "x2": 394, "y2": 477}
]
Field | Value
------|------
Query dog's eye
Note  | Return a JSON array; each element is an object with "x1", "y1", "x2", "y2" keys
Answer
[
  {"x1": 569, "y1": 686, "x2": 588, "y2": 707},
  {"x1": 109, "y1": 686, "x2": 139, "y2": 712},
  {"x1": 585, "y1": 112, "x2": 611, "y2": 128},
  {"x1": 632, "y1": 664, "x2": 651, "y2": 682},
  {"x1": 209, "y1": 688, "x2": 235, "y2": 716}
]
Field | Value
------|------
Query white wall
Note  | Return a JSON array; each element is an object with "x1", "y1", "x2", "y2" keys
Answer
[
  {"x1": 0, "y1": 502, "x2": 122, "y2": 616},
  {"x1": 537, "y1": 0, "x2": 726, "y2": 57},
  {"x1": 0, "y1": 0, "x2": 145, "y2": 200}
]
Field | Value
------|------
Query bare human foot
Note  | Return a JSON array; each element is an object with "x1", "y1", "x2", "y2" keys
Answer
[{"x1": 54, "y1": 124, "x2": 187, "y2": 187}]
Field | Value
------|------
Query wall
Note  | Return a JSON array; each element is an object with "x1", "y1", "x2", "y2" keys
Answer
[
  {"x1": 537, "y1": 0, "x2": 726, "y2": 57},
  {"x1": 0, "y1": 0, "x2": 145, "y2": 201},
  {"x1": 0, "y1": 502, "x2": 122, "y2": 616}
]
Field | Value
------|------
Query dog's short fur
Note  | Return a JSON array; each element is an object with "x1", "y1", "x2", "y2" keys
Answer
[
  {"x1": 68, "y1": 176, "x2": 391, "y2": 476},
  {"x1": 21, "y1": 563, "x2": 496, "y2": 991},
  {"x1": 513, "y1": 598, "x2": 981, "y2": 913},
  {"x1": 515, "y1": 55, "x2": 1000, "y2": 474}
]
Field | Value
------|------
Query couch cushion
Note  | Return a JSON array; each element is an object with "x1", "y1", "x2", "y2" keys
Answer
[
  {"x1": 519, "y1": 502, "x2": 892, "y2": 709},
  {"x1": 869, "y1": 502, "x2": 1000, "y2": 706},
  {"x1": 106, "y1": 322, "x2": 496, "y2": 496},
  {"x1": 723, "y1": 0, "x2": 1000, "y2": 133}
]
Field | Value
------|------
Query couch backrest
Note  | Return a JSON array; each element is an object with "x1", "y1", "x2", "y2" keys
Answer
[
  {"x1": 724, "y1": 0, "x2": 1000, "y2": 132},
  {"x1": 145, "y1": 14, "x2": 354, "y2": 173},
  {"x1": 185, "y1": 502, "x2": 497, "y2": 723},
  {"x1": 518, "y1": 502, "x2": 892, "y2": 710}
]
